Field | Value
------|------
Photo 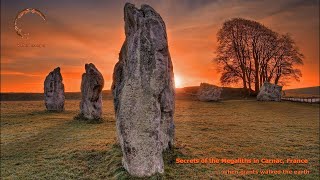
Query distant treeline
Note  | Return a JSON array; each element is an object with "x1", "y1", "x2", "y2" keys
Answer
[
  {"x1": 284, "y1": 86, "x2": 320, "y2": 97},
  {"x1": 1, "y1": 86, "x2": 318, "y2": 101},
  {"x1": 0, "y1": 91, "x2": 113, "y2": 101},
  {"x1": 1, "y1": 87, "x2": 248, "y2": 101},
  {"x1": 177, "y1": 86, "x2": 250, "y2": 100}
]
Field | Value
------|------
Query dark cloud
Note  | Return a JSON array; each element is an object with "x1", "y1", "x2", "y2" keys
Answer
[{"x1": 268, "y1": 0, "x2": 319, "y2": 17}]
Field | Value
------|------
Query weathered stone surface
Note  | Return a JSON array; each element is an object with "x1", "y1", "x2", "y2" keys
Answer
[
  {"x1": 79, "y1": 63, "x2": 104, "y2": 120},
  {"x1": 257, "y1": 82, "x2": 282, "y2": 101},
  {"x1": 197, "y1": 83, "x2": 222, "y2": 102},
  {"x1": 44, "y1": 67, "x2": 65, "y2": 111},
  {"x1": 111, "y1": 3, "x2": 175, "y2": 177}
]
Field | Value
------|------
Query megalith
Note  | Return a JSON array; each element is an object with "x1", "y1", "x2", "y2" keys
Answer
[
  {"x1": 111, "y1": 3, "x2": 175, "y2": 177},
  {"x1": 79, "y1": 63, "x2": 104, "y2": 120},
  {"x1": 197, "y1": 83, "x2": 222, "y2": 102},
  {"x1": 44, "y1": 67, "x2": 65, "y2": 111},
  {"x1": 257, "y1": 82, "x2": 282, "y2": 101}
]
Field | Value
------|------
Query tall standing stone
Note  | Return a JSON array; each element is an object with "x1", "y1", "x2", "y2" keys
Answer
[
  {"x1": 79, "y1": 63, "x2": 104, "y2": 120},
  {"x1": 44, "y1": 67, "x2": 65, "y2": 111},
  {"x1": 111, "y1": 3, "x2": 175, "y2": 177},
  {"x1": 257, "y1": 82, "x2": 282, "y2": 101}
]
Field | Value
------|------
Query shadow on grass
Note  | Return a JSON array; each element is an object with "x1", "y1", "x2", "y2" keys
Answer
[
  {"x1": 27, "y1": 110, "x2": 72, "y2": 116},
  {"x1": 104, "y1": 144, "x2": 185, "y2": 180},
  {"x1": 73, "y1": 113, "x2": 104, "y2": 124}
]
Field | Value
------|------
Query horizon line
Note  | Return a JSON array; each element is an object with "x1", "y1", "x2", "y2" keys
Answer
[{"x1": 1, "y1": 85, "x2": 319, "y2": 94}]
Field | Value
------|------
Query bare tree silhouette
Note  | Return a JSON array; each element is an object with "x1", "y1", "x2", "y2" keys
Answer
[{"x1": 215, "y1": 18, "x2": 304, "y2": 94}]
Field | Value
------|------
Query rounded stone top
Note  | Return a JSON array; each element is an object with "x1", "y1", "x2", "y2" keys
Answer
[{"x1": 53, "y1": 67, "x2": 60, "y2": 73}]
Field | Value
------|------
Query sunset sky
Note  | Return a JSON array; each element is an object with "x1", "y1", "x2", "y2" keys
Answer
[{"x1": 1, "y1": 0, "x2": 319, "y2": 92}]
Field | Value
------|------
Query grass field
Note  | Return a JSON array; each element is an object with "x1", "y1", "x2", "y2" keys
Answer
[{"x1": 1, "y1": 99, "x2": 319, "y2": 179}]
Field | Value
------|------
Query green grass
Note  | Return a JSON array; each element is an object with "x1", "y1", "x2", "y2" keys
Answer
[{"x1": 1, "y1": 100, "x2": 319, "y2": 179}]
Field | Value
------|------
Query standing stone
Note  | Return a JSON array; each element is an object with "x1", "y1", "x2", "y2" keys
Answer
[
  {"x1": 197, "y1": 83, "x2": 222, "y2": 102},
  {"x1": 257, "y1": 82, "x2": 282, "y2": 101},
  {"x1": 44, "y1": 67, "x2": 65, "y2": 111},
  {"x1": 111, "y1": 3, "x2": 175, "y2": 177},
  {"x1": 79, "y1": 63, "x2": 104, "y2": 120}
]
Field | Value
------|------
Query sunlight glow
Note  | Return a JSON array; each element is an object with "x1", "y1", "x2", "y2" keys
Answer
[{"x1": 175, "y1": 75, "x2": 183, "y2": 88}]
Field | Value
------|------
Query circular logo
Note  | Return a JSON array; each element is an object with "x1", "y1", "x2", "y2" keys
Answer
[{"x1": 14, "y1": 8, "x2": 46, "y2": 39}]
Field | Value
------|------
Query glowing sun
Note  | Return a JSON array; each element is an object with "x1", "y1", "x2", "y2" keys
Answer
[{"x1": 175, "y1": 75, "x2": 183, "y2": 88}]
